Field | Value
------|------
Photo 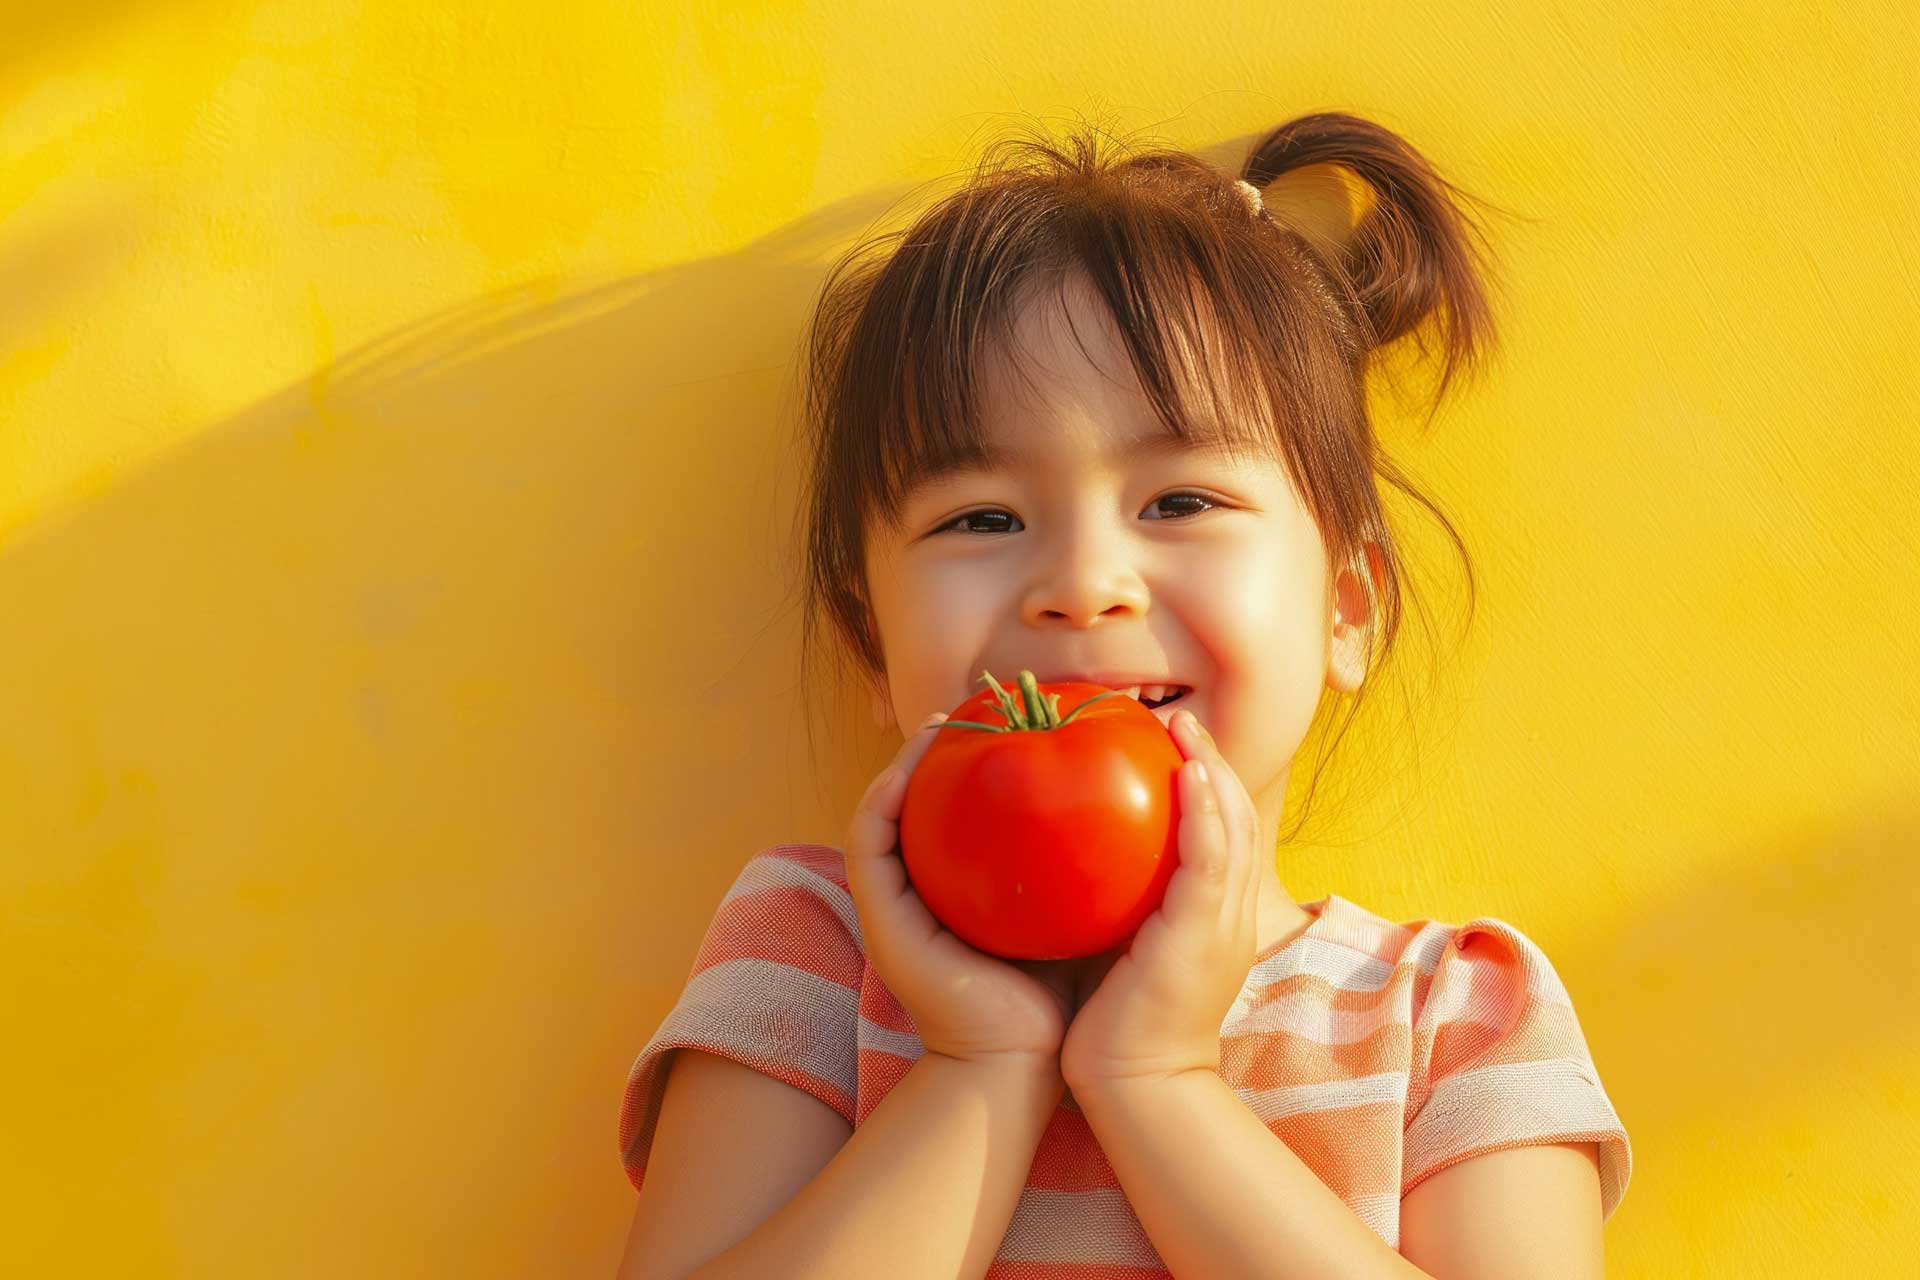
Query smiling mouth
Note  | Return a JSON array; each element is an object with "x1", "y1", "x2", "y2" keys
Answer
[{"x1": 980, "y1": 672, "x2": 1194, "y2": 715}]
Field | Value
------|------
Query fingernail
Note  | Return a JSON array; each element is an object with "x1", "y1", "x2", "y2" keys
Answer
[{"x1": 922, "y1": 712, "x2": 948, "y2": 730}]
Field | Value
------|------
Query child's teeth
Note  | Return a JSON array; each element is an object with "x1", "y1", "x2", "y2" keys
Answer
[
  {"x1": 1140, "y1": 684, "x2": 1173, "y2": 704},
  {"x1": 1122, "y1": 685, "x2": 1142, "y2": 701}
]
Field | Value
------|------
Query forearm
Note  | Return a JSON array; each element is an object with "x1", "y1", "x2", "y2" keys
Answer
[
  {"x1": 1071, "y1": 1069, "x2": 1430, "y2": 1279},
  {"x1": 691, "y1": 1051, "x2": 1063, "y2": 1280}
]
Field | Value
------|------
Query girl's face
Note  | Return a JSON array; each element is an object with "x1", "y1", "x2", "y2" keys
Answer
[{"x1": 861, "y1": 273, "x2": 1374, "y2": 857}]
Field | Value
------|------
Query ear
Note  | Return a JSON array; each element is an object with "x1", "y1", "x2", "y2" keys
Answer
[{"x1": 1326, "y1": 540, "x2": 1383, "y2": 694}]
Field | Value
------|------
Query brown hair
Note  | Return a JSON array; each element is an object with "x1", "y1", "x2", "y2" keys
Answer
[{"x1": 783, "y1": 110, "x2": 1517, "y2": 843}]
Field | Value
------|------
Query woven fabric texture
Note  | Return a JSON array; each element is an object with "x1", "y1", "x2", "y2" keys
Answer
[{"x1": 619, "y1": 843, "x2": 1632, "y2": 1271}]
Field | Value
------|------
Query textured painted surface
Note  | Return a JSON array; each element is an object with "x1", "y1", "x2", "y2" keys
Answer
[{"x1": 2, "y1": 2, "x2": 1916, "y2": 1274}]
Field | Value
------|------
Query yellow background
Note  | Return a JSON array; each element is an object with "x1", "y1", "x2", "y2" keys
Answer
[{"x1": 4, "y1": 2, "x2": 1916, "y2": 1274}]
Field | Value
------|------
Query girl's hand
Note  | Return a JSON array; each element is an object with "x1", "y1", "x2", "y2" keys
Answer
[
  {"x1": 844, "y1": 712, "x2": 1081, "y2": 1068},
  {"x1": 1058, "y1": 707, "x2": 1260, "y2": 1088}
]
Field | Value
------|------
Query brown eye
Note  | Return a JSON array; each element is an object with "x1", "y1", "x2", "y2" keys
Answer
[
  {"x1": 935, "y1": 491, "x2": 1222, "y2": 536},
  {"x1": 939, "y1": 508, "x2": 1017, "y2": 536},
  {"x1": 1145, "y1": 492, "x2": 1220, "y2": 520}
]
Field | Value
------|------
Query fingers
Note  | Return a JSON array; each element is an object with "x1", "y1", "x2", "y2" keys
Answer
[
  {"x1": 1175, "y1": 708, "x2": 1254, "y2": 857},
  {"x1": 1176, "y1": 711, "x2": 1259, "y2": 939},
  {"x1": 1173, "y1": 710, "x2": 1261, "y2": 943},
  {"x1": 843, "y1": 711, "x2": 951, "y2": 929},
  {"x1": 1164, "y1": 708, "x2": 1250, "y2": 927}
]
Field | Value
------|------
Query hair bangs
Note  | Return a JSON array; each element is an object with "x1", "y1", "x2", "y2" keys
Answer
[
  {"x1": 861, "y1": 194, "x2": 1327, "y2": 543},
  {"x1": 789, "y1": 110, "x2": 1508, "y2": 844}
]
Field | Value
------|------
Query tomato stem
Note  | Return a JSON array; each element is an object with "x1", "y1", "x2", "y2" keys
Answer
[{"x1": 930, "y1": 668, "x2": 1129, "y2": 734}]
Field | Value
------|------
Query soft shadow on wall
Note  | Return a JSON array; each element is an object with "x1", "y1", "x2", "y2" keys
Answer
[
  {"x1": 2, "y1": 131, "x2": 1912, "y2": 1274},
  {"x1": 1, "y1": 169, "x2": 933, "y2": 1274}
]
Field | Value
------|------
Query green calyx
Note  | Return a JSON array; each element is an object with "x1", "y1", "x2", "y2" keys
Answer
[{"x1": 931, "y1": 668, "x2": 1128, "y2": 734}]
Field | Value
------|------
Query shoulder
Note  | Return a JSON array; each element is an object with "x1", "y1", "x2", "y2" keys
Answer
[
  {"x1": 1272, "y1": 891, "x2": 1463, "y2": 989},
  {"x1": 618, "y1": 844, "x2": 867, "y2": 1194},
  {"x1": 1404, "y1": 905, "x2": 1615, "y2": 1126},
  {"x1": 719, "y1": 843, "x2": 861, "y2": 931},
  {"x1": 680, "y1": 843, "x2": 869, "y2": 987},
  {"x1": 1418, "y1": 910, "x2": 1582, "y2": 1037},
  {"x1": 1292, "y1": 895, "x2": 1594, "y2": 1080},
  {"x1": 1397, "y1": 908, "x2": 1634, "y2": 1220},
  {"x1": 1311, "y1": 893, "x2": 1576, "y2": 1014},
  {"x1": 735, "y1": 841, "x2": 854, "y2": 894}
]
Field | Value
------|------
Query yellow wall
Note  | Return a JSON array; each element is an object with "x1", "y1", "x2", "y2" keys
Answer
[{"x1": 4, "y1": 3, "x2": 1915, "y2": 1274}]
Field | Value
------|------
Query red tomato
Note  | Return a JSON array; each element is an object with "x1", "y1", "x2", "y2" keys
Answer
[{"x1": 898, "y1": 669, "x2": 1185, "y2": 960}]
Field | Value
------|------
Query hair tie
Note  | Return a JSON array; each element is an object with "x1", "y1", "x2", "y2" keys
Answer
[{"x1": 1232, "y1": 178, "x2": 1265, "y2": 217}]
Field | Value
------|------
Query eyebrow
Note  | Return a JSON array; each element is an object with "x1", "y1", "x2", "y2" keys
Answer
[{"x1": 906, "y1": 431, "x2": 1248, "y2": 499}]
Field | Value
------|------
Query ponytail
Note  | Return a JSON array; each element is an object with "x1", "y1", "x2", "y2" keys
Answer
[{"x1": 1243, "y1": 112, "x2": 1514, "y2": 412}]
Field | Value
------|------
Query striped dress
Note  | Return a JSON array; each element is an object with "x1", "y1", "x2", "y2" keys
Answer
[{"x1": 619, "y1": 843, "x2": 1633, "y2": 1271}]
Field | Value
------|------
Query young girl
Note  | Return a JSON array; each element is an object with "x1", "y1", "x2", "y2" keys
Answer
[{"x1": 616, "y1": 112, "x2": 1632, "y2": 1279}]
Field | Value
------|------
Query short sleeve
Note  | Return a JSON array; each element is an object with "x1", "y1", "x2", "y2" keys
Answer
[
  {"x1": 616, "y1": 844, "x2": 866, "y2": 1194},
  {"x1": 1402, "y1": 916, "x2": 1633, "y2": 1220}
]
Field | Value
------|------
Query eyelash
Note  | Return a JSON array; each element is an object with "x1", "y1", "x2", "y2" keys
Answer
[{"x1": 933, "y1": 491, "x2": 1223, "y2": 537}]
